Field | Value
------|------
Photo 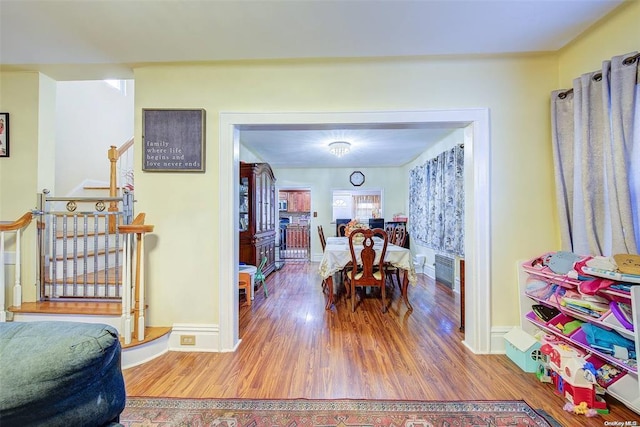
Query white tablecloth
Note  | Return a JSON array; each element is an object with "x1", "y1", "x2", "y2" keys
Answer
[{"x1": 318, "y1": 237, "x2": 417, "y2": 285}]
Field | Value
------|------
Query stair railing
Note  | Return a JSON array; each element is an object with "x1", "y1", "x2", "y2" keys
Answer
[
  {"x1": 35, "y1": 189, "x2": 134, "y2": 301},
  {"x1": 119, "y1": 213, "x2": 154, "y2": 344},
  {"x1": 0, "y1": 212, "x2": 34, "y2": 321},
  {"x1": 108, "y1": 137, "x2": 134, "y2": 233}
]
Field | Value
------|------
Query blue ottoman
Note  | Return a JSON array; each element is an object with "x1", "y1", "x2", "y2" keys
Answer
[{"x1": 0, "y1": 321, "x2": 125, "y2": 427}]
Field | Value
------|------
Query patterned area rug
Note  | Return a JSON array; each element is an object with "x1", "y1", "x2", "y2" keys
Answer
[{"x1": 119, "y1": 398, "x2": 556, "y2": 426}]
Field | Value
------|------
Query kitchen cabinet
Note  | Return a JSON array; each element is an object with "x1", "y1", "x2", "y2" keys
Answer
[
  {"x1": 281, "y1": 190, "x2": 310, "y2": 213},
  {"x1": 239, "y1": 162, "x2": 277, "y2": 276}
]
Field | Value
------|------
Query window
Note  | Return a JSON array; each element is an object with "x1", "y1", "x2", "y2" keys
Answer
[
  {"x1": 332, "y1": 190, "x2": 382, "y2": 222},
  {"x1": 104, "y1": 79, "x2": 127, "y2": 95}
]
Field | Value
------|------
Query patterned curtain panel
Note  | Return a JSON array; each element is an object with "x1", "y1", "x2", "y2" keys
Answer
[{"x1": 409, "y1": 144, "x2": 464, "y2": 256}]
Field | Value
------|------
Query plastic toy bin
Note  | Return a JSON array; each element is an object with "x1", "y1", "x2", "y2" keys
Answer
[
  {"x1": 546, "y1": 313, "x2": 582, "y2": 336},
  {"x1": 504, "y1": 327, "x2": 542, "y2": 373}
]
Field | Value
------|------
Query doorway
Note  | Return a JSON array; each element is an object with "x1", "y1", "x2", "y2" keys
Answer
[
  {"x1": 219, "y1": 109, "x2": 491, "y2": 354},
  {"x1": 278, "y1": 189, "x2": 311, "y2": 261}
]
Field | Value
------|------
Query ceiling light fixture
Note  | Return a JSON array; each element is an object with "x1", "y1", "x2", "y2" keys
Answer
[{"x1": 328, "y1": 141, "x2": 351, "y2": 158}]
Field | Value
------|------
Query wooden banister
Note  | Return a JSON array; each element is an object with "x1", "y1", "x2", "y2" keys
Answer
[
  {"x1": 108, "y1": 138, "x2": 134, "y2": 233},
  {"x1": 119, "y1": 213, "x2": 154, "y2": 234},
  {"x1": 1, "y1": 212, "x2": 34, "y2": 321},
  {"x1": 0, "y1": 212, "x2": 33, "y2": 232},
  {"x1": 116, "y1": 137, "x2": 134, "y2": 158}
]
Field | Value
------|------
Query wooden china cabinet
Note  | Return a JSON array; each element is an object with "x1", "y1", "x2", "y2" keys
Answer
[{"x1": 239, "y1": 162, "x2": 277, "y2": 276}]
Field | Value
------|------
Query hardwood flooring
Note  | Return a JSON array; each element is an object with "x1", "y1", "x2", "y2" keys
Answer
[{"x1": 123, "y1": 261, "x2": 639, "y2": 426}]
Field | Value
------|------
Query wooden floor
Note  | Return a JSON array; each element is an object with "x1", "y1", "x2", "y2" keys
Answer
[{"x1": 123, "y1": 262, "x2": 639, "y2": 426}]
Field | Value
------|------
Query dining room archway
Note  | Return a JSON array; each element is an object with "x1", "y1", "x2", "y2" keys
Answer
[{"x1": 218, "y1": 109, "x2": 490, "y2": 354}]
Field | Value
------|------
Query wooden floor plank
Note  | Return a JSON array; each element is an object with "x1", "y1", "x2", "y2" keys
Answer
[{"x1": 122, "y1": 261, "x2": 639, "y2": 426}]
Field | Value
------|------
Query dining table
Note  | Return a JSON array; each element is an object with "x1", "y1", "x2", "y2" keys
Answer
[{"x1": 318, "y1": 236, "x2": 416, "y2": 310}]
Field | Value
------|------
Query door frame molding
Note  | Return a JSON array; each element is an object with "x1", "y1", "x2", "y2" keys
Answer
[{"x1": 219, "y1": 109, "x2": 491, "y2": 353}]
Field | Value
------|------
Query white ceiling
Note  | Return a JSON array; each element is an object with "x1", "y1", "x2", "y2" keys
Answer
[
  {"x1": 239, "y1": 123, "x2": 465, "y2": 168},
  {"x1": 0, "y1": 0, "x2": 627, "y2": 168}
]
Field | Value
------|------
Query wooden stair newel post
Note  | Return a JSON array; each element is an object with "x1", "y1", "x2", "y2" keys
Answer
[
  {"x1": 119, "y1": 214, "x2": 154, "y2": 344},
  {"x1": 108, "y1": 145, "x2": 118, "y2": 233},
  {"x1": 135, "y1": 230, "x2": 144, "y2": 341},
  {"x1": 122, "y1": 231, "x2": 133, "y2": 344},
  {"x1": 0, "y1": 212, "x2": 33, "y2": 321}
]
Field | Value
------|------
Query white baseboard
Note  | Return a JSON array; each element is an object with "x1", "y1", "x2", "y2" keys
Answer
[
  {"x1": 122, "y1": 334, "x2": 170, "y2": 369},
  {"x1": 169, "y1": 323, "x2": 221, "y2": 352},
  {"x1": 423, "y1": 263, "x2": 435, "y2": 278},
  {"x1": 490, "y1": 326, "x2": 514, "y2": 354}
]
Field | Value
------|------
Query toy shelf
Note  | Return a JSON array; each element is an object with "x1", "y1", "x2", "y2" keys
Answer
[
  {"x1": 521, "y1": 254, "x2": 585, "y2": 288},
  {"x1": 518, "y1": 258, "x2": 640, "y2": 415},
  {"x1": 582, "y1": 266, "x2": 640, "y2": 284},
  {"x1": 525, "y1": 291, "x2": 635, "y2": 341},
  {"x1": 600, "y1": 287, "x2": 632, "y2": 303},
  {"x1": 525, "y1": 310, "x2": 636, "y2": 373}
]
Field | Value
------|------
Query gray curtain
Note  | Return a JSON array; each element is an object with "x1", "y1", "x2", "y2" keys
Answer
[
  {"x1": 409, "y1": 144, "x2": 464, "y2": 256},
  {"x1": 551, "y1": 52, "x2": 640, "y2": 255}
]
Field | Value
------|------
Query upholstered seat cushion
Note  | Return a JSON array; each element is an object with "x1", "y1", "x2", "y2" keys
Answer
[{"x1": 0, "y1": 321, "x2": 125, "y2": 427}]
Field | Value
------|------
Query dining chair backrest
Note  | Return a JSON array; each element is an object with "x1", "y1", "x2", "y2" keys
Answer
[
  {"x1": 372, "y1": 229, "x2": 387, "y2": 239},
  {"x1": 385, "y1": 223, "x2": 396, "y2": 238},
  {"x1": 347, "y1": 228, "x2": 389, "y2": 312},
  {"x1": 337, "y1": 223, "x2": 346, "y2": 237},
  {"x1": 348, "y1": 228, "x2": 388, "y2": 288},
  {"x1": 393, "y1": 224, "x2": 407, "y2": 247},
  {"x1": 318, "y1": 225, "x2": 326, "y2": 251}
]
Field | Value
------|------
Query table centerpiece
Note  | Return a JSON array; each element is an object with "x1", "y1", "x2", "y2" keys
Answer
[{"x1": 345, "y1": 219, "x2": 369, "y2": 244}]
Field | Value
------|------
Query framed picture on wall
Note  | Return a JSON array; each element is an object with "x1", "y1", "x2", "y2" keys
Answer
[
  {"x1": 142, "y1": 108, "x2": 205, "y2": 172},
  {"x1": 0, "y1": 112, "x2": 9, "y2": 158}
]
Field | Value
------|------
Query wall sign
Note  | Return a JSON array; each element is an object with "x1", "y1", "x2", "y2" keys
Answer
[{"x1": 142, "y1": 109, "x2": 205, "y2": 172}]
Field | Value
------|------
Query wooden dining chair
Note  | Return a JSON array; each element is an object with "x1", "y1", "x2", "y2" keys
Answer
[
  {"x1": 317, "y1": 225, "x2": 328, "y2": 291},
  {"x1": 393, "y1": 224, "x2": 407, "y2": 247},
  {"x1": 337, "y1": 223, "x2": 346, "y2": 237},
  {"x1": 345, "y1": 228, "x2": 389, "y2": 313},
  {"x1": 317, "y1": 225, "x2": 326, "y2": 251},
  {"x1": 386, "y1": 224, "x2": 407, "y2": 288},
  {"x1": 239, "y1": 272, "x2": 252, "y2": 306},
  {"x1": 385, "y1": 223, "x2": 396, "y2": 238}
]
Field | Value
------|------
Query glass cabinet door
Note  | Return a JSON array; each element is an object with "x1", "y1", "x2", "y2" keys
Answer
[
  {"x1": 255, "y1": 173, "x2": 263, "y2": 232},
  {"x1": 261, "y1": 173, "x2": 268, "y2": 232},
  {"x1": 239, "y1": 177, "x2": 249, "y2": 232}
]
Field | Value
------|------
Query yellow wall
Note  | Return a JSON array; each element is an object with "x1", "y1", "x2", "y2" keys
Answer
[
  {"x1": 558, "y1": 0, "x2": 640, "y2": 88},
  {"x1": 0, "y1": 71, "x2": 56, "y2": 303},
  {"x1": 134, "y1": 54, "x2": 559, "y2": 328},
  {"x1": 1, "y1": 1, "x2": 636, "y2": 338}
]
